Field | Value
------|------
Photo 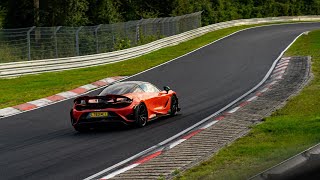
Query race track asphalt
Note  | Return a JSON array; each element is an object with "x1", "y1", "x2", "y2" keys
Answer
[{"x1": 1, "y1": 23, "x2": 320, "y2": 180}]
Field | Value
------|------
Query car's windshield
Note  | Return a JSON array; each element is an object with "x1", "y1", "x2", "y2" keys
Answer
[{"x1": 99, "y1": 83, "x2": 137, "y2": 95}]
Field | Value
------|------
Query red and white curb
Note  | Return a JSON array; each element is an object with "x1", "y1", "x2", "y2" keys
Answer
[
  {"x1": 99, "y1": 122, "x2": 220, "y2": 180},
  {"x1": 99, "y1": 113, "x2": 233, "y2": 179},
  {"x1": 0, "y1": 76, "x2": 126, "y2": 118},
  {"x1": 97, "y1": 57, "x2": 292, "y2": 179},
  {"x1": 225, "y1": 57, "x2": 290, "y2": 115}
]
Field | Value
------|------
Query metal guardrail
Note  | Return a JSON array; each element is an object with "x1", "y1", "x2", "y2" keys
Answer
[
  {"x1": 250, "y1": 143, "x2": 320, "y2": 180},
  {"x1": 1, "y1": 16, "x2": 320, "y2": 78},
  {"x1": 0, "y1": 12, "x2": 202, "y2": 63}
]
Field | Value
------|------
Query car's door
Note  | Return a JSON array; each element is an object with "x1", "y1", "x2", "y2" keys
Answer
[{"x1": 139, "y1": 83, "x2": 169, "y2": 112}]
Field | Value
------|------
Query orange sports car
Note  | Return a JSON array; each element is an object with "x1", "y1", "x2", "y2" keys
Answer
[{"x1": 70, "y1": 81, "x2": 180, "y2": 132}]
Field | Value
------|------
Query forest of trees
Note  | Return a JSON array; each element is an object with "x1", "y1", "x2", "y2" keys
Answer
[{"x1": 0, "y1": 0, "x2": 320, "y2": 29}]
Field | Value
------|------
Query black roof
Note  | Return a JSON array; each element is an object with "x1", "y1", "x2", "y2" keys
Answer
[
  {"x1": 112, "y1": 81, "x2": 146, "y2": 86},
  {"x1": 99, "y1": 81, "x2": 151, "y2": 96}
]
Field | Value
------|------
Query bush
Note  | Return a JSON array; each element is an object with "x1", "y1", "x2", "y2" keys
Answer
[{"x1": 114, "y1": 38, "x2": 131, "y2": 50}]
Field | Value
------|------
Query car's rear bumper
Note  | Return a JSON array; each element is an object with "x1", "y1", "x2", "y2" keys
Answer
[
  {"x1": 71, "y1": 109, "x2": 136, "y2": 127},
  {"x1": 75, "y1": 120, "x2": 130, "y2": 127}
]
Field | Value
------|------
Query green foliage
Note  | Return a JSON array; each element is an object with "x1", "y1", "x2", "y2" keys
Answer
[
  {"x1": 114, "y1": 38, "x2": 131, "y2": 50},
  {"x1": 64, "y1": 0, "x2": 89, "y2": 26},
  {"x1": 87, "y1": 0, "x2": 122, "y2": 25},
  {"x1": 138, "y1": 34, "x2": 163, "y2": 46},
  {"x1": 0, "y1": 5, "x2": 5, "y2": 28},
  {"x1": 0, "y1": 43, "x2": 22, "y2": 63},
  {"x1": 2, "y1": 0, "x2": 320, "y2": 28},
  {"x1": 3, "y1": 0, "x2": 34, "y2": 28}
]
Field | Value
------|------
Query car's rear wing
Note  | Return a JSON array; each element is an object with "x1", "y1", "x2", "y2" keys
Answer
[
  {"x1": 73, "y1": 95, "x2": 133, "y2": 110},
  {"x1": 74, "y1": 95, "x2": 132, "y2": 104}
]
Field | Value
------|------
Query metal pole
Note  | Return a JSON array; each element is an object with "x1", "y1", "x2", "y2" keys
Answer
[
  {"x1": 111, "y1": 24, "x2": 115, "y2": 50},
  {"x1": 75, "y1": 26, "x2": 83, "y2": 56},
  {"x1": 95, "y1": 24, "x2": 102, "y2": 54},
  {"x1": 54, "y1": 26, "x2": 62, "y2": 58},
  {"x1": 136, "y1": 19, "x2": 142, "y2": 45},
  {"x1": 27, "y1": 26, "x2": 36, "y2": 61},
  {"x1": 143, "y1": 19, "x2": 147, "y2": 35},
  {"x1": 199, "y1": 11, "x2": 203, "y2": 27},
  {"x1": 161, "y1": 19, "x2": 165, "y2": 36}
]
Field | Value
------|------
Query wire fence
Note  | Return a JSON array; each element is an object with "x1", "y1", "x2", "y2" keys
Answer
[{"x1": 0, "y1": 12, "x2": 202, "y2": 63}]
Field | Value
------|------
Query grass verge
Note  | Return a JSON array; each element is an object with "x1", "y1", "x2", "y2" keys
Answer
[
  {"x1": 0, "y1": 21, "x2": 317, "y2": 109},
  {"x1": 175, "y1": 30, "x2": 320, "y2": 180}
]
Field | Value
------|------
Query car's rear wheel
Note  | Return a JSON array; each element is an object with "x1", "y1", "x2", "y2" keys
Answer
[
  {"x1": 135, "y1": 103, "x2": 148, "y2": 127},
  {"x1": 170, "y1": 95, "x2": 179, "y2": 116}
]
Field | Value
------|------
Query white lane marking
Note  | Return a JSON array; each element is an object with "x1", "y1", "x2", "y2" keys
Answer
[
  {"x1": 228, "y1": 106, "x2": 241, "y2": 114},
  {"x1": 201, "y1": 120, "x2": 219, "y2": 129},
  {"x1": 100, "y1": 164, "x2": 139, "y2": 180},
  {"x1": 169, "y1": 139, "x2": 186, "y2": 149},
  {"x1": 0, "y1": 107, "x2": 21, "y2": 117},
  {"x1": 84, "y1": 30, "x2": 308, "y2": 180},
  {"x1": 247, "y1": 96, "x2": 258, "y2": 102},
  {"x1": 80, "y1": 84, "x2": 98, "y2": 90},
  {"x1": 28, "y1": 99, "x2": 52, "y2": 107}
]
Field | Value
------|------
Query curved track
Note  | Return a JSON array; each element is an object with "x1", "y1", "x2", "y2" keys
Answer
[{"x1": 1, "y1": 23, "x2": 320, "y2": 180}]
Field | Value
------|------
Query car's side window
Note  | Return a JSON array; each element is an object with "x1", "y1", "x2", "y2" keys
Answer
[
  {"x1": 139, "y1": 83, "x2": 160, "y2": 93},
  {"x1": 133, "y1": 86, "x2": 144, "y2": 93}
]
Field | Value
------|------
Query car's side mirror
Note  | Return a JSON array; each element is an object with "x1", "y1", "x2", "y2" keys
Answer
[{"x1": 163, "y1": 86, "x2": 171, "y2": 93}]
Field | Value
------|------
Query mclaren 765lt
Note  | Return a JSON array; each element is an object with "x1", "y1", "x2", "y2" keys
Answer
[{"x1": 70, "y1": 81, "x2": 180, "y2": 132}]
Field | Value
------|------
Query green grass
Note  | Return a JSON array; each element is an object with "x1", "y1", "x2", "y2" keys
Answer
[
  {"x1": 175, "y1": 30, "x2": 320, "y2": 180},
  {"x1": 0, "y1": 22, "x2": 294, "y2": 109}
]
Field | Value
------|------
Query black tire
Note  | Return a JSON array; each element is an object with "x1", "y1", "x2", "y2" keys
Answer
[
  {"x1": 169, "y1": 95, "x2": 179, "y2": 116},
  {"x1": 135, "y1": 103, "x2": 148, "y2": 127},
  {"x1": 73, "y1": 125, "x2": 90, "y2": 133},
  {"x1": 70, "y1": 109, "x2": 76, "y2": 125}
]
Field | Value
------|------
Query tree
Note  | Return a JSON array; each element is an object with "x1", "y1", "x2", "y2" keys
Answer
[
  {"x1": 87, "y1": 0, "x2": 122, "y2": 25},
  {"x1": 4, "y1": 0, "x2": 34, "y2": 28},
  {"x1": 2, "y1": 0, "x2": 320, "y2": 28},
  {"x1": 0, "y1": 5, "x2": 5, "y2": 28},
  {"x1": 34, "y1": 0, "x2": 39, "y2": 26},
  {"x1": 38, "y1": 0, "x2": 89, "y2": 26}
]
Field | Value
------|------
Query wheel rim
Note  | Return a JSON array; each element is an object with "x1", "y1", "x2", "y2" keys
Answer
[
  {"x1": 171, "y1": 97, "x2": 178, "y2": 115},
  {"x1": 138, "y1": 104, "x2": 148, "y2": 126}
]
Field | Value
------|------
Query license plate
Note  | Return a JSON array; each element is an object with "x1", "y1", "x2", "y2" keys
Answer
[{"x1": 90, "y1": 112, "x2": 108, "y2": 118}]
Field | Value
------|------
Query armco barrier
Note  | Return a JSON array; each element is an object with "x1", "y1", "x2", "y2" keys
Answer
[{"x1": 1, "y1": 16, "x2": 320, "y2": 78}]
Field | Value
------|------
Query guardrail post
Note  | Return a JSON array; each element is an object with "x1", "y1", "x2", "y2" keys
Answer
[
  {"x1": 95, "y1": 24, "x2": 102, "y2": 53},
  {"x1": 54, "y1": 26, "x2": 62, "y2": 58},
  {"x1": 161, "y1": 18, "x2": 165, "y2": 36},
  {"x1": 75, "y1": 26, "x2": 83, "y2": 56},
  {"x1": 27, "y1": 26, "x2": 36, "y2": 61},
  {"x1": 177, "y1": 16, "x2": 181, "y2": 33},
  {"x1": 199, "y1": 11, "x2": 203, "y2": 27},
  {"x1": 111, "y1": 24, "x2": 115, "y2": 49},
  {"x1": 135, "y1": 19, "x2": 142, "y2": 45}
]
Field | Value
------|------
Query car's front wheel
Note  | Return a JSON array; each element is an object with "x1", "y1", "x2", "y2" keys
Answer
[
  {"x1": 135, "y1": 103, "x2": 148, "y2": 127},
  {"x1": 169, "y1": 95, "x2": 179, "y2": 116}
]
